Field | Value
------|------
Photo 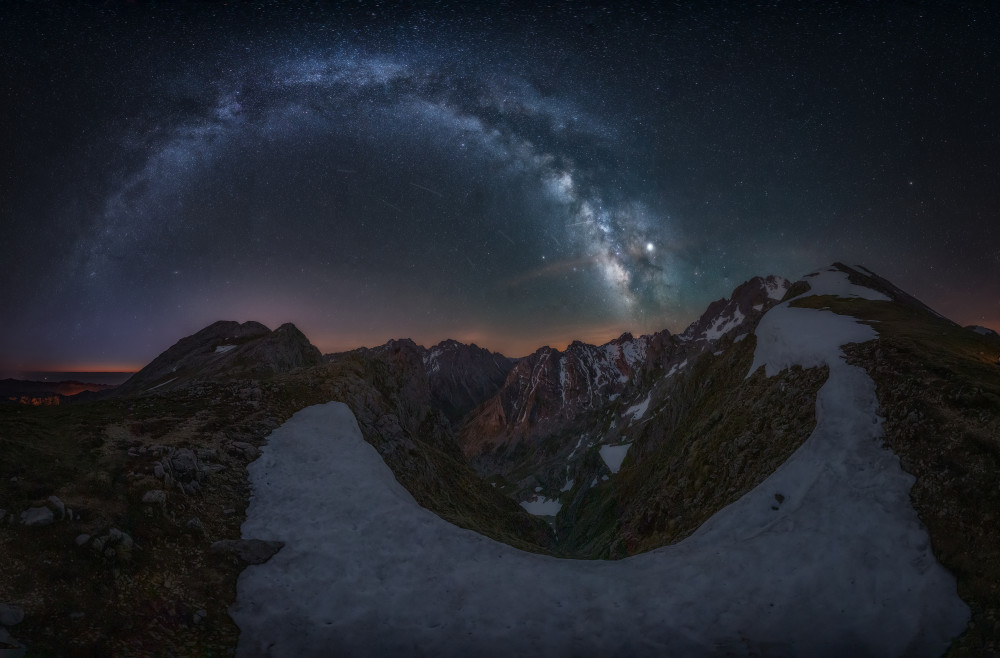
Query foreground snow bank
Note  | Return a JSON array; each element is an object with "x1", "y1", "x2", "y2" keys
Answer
[{"x1": 233, "y1": 306, "x2": 968, "y2": 657}]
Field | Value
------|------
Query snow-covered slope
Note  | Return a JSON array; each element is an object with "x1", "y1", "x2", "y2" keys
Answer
[{"x1": 233, "y1": 286, "x2": 969, "y2": 658}]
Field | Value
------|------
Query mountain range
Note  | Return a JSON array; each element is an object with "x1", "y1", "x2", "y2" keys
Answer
[{"x1": 1, "y1": 263, "x2": 998, "y2": 656}]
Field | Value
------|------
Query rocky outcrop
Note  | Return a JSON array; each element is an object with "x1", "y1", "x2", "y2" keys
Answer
[
  {"x1": 233, "y1": 323, "x2": 323, "y2": 375},
  {"x1": 459, "y1": 333, "x2": 652, "y2": 456}
]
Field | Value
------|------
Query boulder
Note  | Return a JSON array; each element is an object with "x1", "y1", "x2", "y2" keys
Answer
[
  {"x1": 46, "y1": 496, "x2": 65, "y2": 519},
  {"x1": 170, "y1": 448, "x2": 198, "y2": 479},
  {"x1": 141, "y1": 490, "x2": 167, "y2": 505},
  {"x1": 108, "y1": 528, "x2": 133, "y2": 550},
  {"x1": 20, "y1": 507, "x2": 53, "y2": 527},
  {"x1": 74, "y1": 534, "x2": 91, "y2": 547}
]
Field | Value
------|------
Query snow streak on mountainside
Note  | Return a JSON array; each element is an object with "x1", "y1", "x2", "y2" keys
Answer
[{"x1": 233, "y1": 279, "x2": 968, "y2": 657}]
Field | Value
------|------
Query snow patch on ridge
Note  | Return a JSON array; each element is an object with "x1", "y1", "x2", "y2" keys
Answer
[
  {"x1": 797, "y1": 267, "x2": 890, "y2": 301},
  {"x1": 748, "y1": 304, "x2": 877, "y2": 378}
]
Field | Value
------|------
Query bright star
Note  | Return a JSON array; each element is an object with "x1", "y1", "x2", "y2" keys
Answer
[{"x1": 646, "y1": 242, "x2": 654, "y2": 253}]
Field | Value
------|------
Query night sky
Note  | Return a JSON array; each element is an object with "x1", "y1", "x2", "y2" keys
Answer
[{"x1": 2, "y1": 1, "x2": 999, "y2": 376}]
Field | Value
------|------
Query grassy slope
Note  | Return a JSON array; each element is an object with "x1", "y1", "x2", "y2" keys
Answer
[
  {"x1": 792, "y1": 294, "x2": 1000, "y2": 655},
  {"x1": 557, "y1": 334, "x2": 826, "y2": 559},
  {"x1": 0, "y1": 391, "x2": 251, "y2": 656},
  {"x1": 0, "y1": 357, "x2": 552, "y2": 655}
]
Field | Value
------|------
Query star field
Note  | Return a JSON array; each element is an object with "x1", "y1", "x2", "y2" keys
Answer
[{"x1": 2, "y1": 2, "x2": 998, "y2": 374}]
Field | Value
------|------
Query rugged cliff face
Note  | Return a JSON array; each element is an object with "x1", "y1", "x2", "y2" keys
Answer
[
  {"x1": 455, "y1": 275, "x2": 792, "y2": 502},
  {"x1": 423, "y1": 339, "x2": 515, "y2": 423}
]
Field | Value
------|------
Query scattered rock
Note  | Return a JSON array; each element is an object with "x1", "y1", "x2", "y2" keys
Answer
[
  {"x1": 209, "y1": 538, "x2": 284, "y2": 565},
  {"x1": 170, "y1": 448, "x2": 199, "y2": 479},
  {"x1": 222, "y1": 508, "x2": 236, "y2": 516},
  {"x1": 153, "y1": 463, "x2": 165, "y2": 479},
  {"x1": 185, "y1": 517, "x2": 205, "y2": 535},
  {"x1": 774, "y1": 493, "x2": 785, "y2": 504},
  {"x1": 46, "y1": 496, "x2": 65, "y2": 519},
  {"x1": 0, "y1": 603, "x2": 24, "y2": 626},
  {"x1": 75, "y1": 534, "x2": 91, "y2": 547},
  {"x1": 20, "y1": 506, "x2": 54, "y2": 527},
  {"x1": 192, "y1": 609, "x2": 207, "y2": 624},
  {"x1": 69, "y1": 612, "x2": 85, "y2": 622},
  {"x1": 108, "y1": 528, "x2": 133, "y2": 550},
  {"x1": 142, "y1": 490, "x2": 167, "y2": 505}
]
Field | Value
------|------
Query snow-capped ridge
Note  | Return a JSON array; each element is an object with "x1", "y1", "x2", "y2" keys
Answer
[{"x1": 681, "y1": 275, "x2": 790, "y2": 342}]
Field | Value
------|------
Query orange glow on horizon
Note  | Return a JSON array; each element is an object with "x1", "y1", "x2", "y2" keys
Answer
[
  {"x1": 13, "y1": 363, "x2": 143, "y2": 374},
  {"x1": 310, "y1": 322, "x2": 668, "y2": 359}
]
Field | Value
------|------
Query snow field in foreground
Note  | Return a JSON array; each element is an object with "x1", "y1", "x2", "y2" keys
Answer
[{"x1": 233, "y1": 302, "x2": 968, "y2": 657}]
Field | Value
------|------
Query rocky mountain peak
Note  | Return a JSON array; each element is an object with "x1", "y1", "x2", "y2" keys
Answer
[
  {"x1": 681, "y1": 275, "x2": 790, "y2": 342},
  {"x1": 423, "y1": 339, "x2": 516, "y2": 423},
  {"x1": 113, "y1": 320, "x2": 321, "y2": 396},
  {"x1": 610, "y1": 332, "x2": 636, "y2": 345}
]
